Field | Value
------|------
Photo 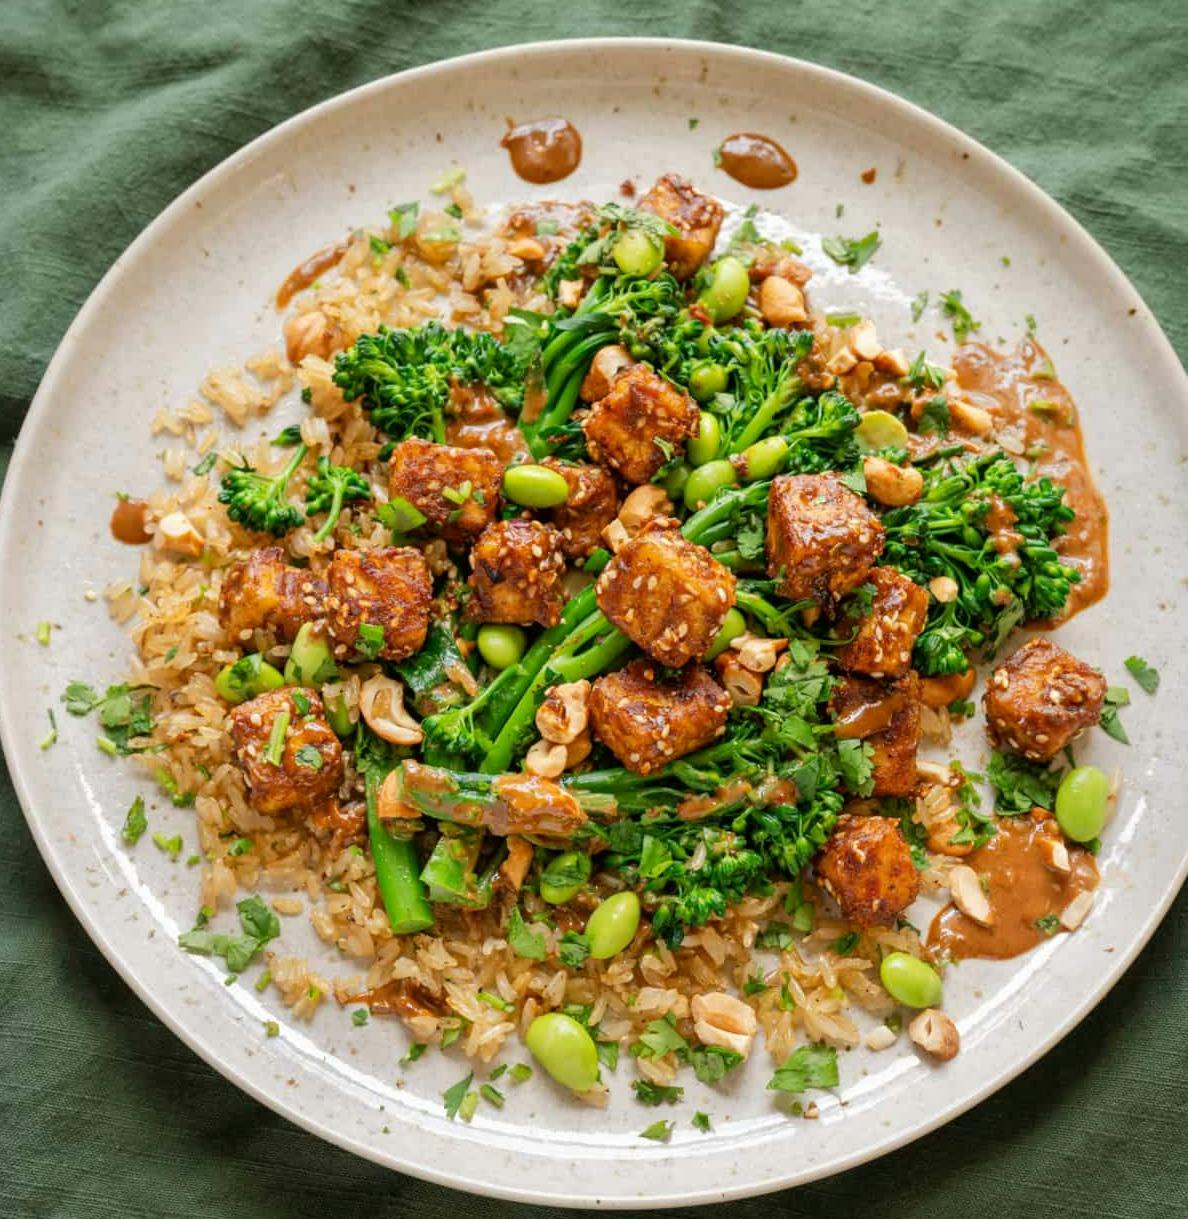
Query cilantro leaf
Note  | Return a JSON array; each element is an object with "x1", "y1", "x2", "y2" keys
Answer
[
  {"x1": 691, "y1": 1046, "x2": 743, "y2": 1085},
  {"x1": 640, "y1": 1119, "x2": 674, "y2": 1142},
  {"x1": 692, "y1": 1111, "x2": 712, "y2": 1133},
  {"x1": 632, "y1": 1080, "x2": 684, "y2": 1106},
  {"x1": 940, "y1": 289, "x2": 981, "y2": 342},
  {"x1": 822, "y1": 230, "x2": 881, "y2": 273},
  {"x1": 121, "y1": 796, "x2": 147, "y2": 846},
  {"x1": 443, "y1": 1072, "x2": 473, "y2": 1120},
  {"x1": 633, "y1": 1014, "x2": 689, "y2": 1060},
  {"x1": 506, "y1": 907, "x2": 546, "y2": 960},
  {"x1": 767, "y1": 1043, "x2": 839, "y2": 1093},
  {"x1": 1124, "y1": 655, "x2": 1159, "y2": 695},
  {"x1": 986, "y1": 750, "x2": 1063, "y2": 814}
]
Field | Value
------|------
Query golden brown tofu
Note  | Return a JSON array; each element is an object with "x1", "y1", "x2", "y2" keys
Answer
[
  {"x1": 638, "y1": 173, "x2": 725, "y2": 280},
  {"x1": 466, "y1": 518, "x2": 566, "y2": 627},
  {"x1": 542, "y1": 459, "x2": 620, "y2": 558},
  {"x1": 766, "y1": 473, "x2": 885, "y2": 607},
  {"x1": 835, "y1": 567, "x2": 929, "y2": 679},
  {"x1": 582, "y1": 364, "x2": 700, "y2": 485},
  {"x1": 831, "y1": 672, "x2": 922, "y2": 798},
  {"x1": 595, "y1": 518, "x2": 736, "y2": 667},
  {"x1": 588, "y1": 659, "x2": 731, "y2": 775},
  {"x1": 984, "y1": 637, "x2": 1106, "y2": 761},
  {"x1": 815, "y1": 814, "x2": 921, "y2": 928},
  {"x1": 218, "y1": 546, "x2": 326, "y2": 643},
  {"x1": 228, "y1": 687, "x2": 344, "y2": 816},
  {"x1": 387, "y1": 437, "x2": 503, "y2": 543},
  {"x1": 325, "y1": 546, "x2": 431, "y2": 661}
]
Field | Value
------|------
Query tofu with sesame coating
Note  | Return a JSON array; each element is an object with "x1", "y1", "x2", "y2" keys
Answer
[
  {"x1": 766, "y1": 473, "x2": 885, "y2": 608},
  {"x1": 638, "y1": 173, "x2": 725, "y2": 281},
  {"x1": 582, "y1": 363, "x2": 700, "y2": 485},
  {"x1": 835, "y1": 567, "x2": 929, "y2": 679},
  {"x1": 595, "y1": 517, "x2": 736, "y2": 667},
  {"x1": 542, "y1": 458, "x2": 620, "y2": 558},
  {"x1": 815, "y1": 814, "x2": 921, "y2": 928},
  {"x1": 831, "y1": 671, "x2": 922, "y2": 798},
  {"x1": 218, "y1": 546, "x2": 326, "y2": 643},
  {"x1": 228, "y1": 687, "x2": 344, "y2": 816},
  {"x1": 325, "y1": 546, "x2": 432, "y2": 662},
  {"x1": 589, "y1": 660, "x2": 731, "y2": 775},
  {"x1": 983, "y1": 637, "x2": 1106, "y2": 761},
  {"x1": 387, "y1": 437, "x2": 503, "y2": 543},
  {"x1": 466, "y1": 518, "x2": 566, "y2": 628}
]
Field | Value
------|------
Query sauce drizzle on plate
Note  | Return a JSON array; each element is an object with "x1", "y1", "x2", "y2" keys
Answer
[
  {"x1": 717, "y1": 132, "x2": 798, "y2": 189},
  {"x1": 501, "y1": 118, "x2": 582, "y2": 184}
]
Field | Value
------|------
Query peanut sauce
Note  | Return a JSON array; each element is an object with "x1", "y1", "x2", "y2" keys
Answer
[
  {"x1": 953, "y1": 339, "x2": 1109, "y2": 620},
  {"x1": 716, "y1": 133, "x2": 798, "y2": 189},
  {"x1": 446, "y1": 386, "x2": 529, "y2": 463},
  {"x1": 275, "y1": 239, "x2": 349, "y2": 309},
  {"x1": 344, "y1": 979, "x2": 446, "y2": 1020},
  {"x1": 109, "y1": 498, "x2": 152, "y2": 545},
  {"x1": 927, "y1": 818, "x2": 1098, "y2": 961},
  {"x1": 501, "y1": 118, "x2": 582, "y2": 184},
  {"x1": 833, "y1": 687, "x2": 908, "y2": 738}
]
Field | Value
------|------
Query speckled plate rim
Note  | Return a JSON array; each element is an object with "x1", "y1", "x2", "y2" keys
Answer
[{"x1": 1, "y1": 37, "x2": 1185, "y2": 1208}]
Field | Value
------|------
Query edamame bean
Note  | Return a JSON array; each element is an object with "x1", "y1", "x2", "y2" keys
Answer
[
  {"x1": 1055, "y1": 765, "x2": 1109, "y2": 843},
  {"x1": 879, "y1": 951, "x2": 943, "y2": 1009},
  {"x1": 525, "y1": 1012, "x2": 600, "y2": 1092},
  {"x1": 699, "y1": 256, "x2": 750, "y2": 323},
  {"x1": 689, "y1": 362, "x2": 729, "y2": 402},
  {"x1": 739, "y1": 436, "x2": 789, "y2": 481},
  {"x1": 539, "y1": 851, "x2": 592, "y2": 904},
  {"x1": 284, "y1": 622, "x2": 338, "y2": 687},
  {"x1": 215, "y1": 653, "x2": 285, "y2": 704},
  {"x1": 502, "y1": 463, "x2": 571, "y2": 509},
  {"x1": 683, "y1": 458, "x2": 737, "y2": 509},
  {"x1": 706, "y1": 607, "x2": 746, "y2": 661},
  {"x1": 585, "y1": 890, "x2": 641, "y2": 959},
  {"x1": 477, "y1": 624, "x2": 527, "y2": 671},
  {"x1": 856, "y1": 410, "x2": 910, "y2": 451},
  {"x1": 663, "y1": 462, "x2": 691, "y2": 501},
  {"x1": 612, "y1": 229, "x2": 664, "y2": 277},
  {"x1": 687, "y1": 412, "x2": 722, "y2": 466}
]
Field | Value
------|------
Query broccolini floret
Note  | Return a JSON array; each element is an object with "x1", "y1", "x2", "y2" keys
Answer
[
  {"x1": 218, "y1": 443, "x2": 308, "y2": 536},
  {"x1": 303, "y1": 455, "x2": 372, "y2": 542}
]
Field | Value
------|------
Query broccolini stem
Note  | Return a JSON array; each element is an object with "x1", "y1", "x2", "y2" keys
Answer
[
  {"x1": 366, "y1": 773, "x2": 434, "y2": 935},
  {"x1": 729, "y1": 379, "x2": 803, "y2": 453}
]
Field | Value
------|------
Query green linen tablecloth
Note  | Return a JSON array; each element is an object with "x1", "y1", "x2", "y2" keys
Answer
[{"x1": 1, "y1": 2, "x2": 1185, "y2": 1215}]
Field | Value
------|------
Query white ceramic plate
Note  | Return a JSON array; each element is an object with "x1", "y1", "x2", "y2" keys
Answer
[{"x1": 1, "y1": 39, "x2": 1185, "y2": 1208}]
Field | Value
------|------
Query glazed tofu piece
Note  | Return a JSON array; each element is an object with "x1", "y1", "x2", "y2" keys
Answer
[
  {"x1": 638, "y1": 173, "x2": 725, "y2": 280},
  {"x1": 815, "y1": 814, "x2": 921, "y2": 928},
  {"x1": 835, "y1": 567, "x2": 929, "y2": 679},
  {"x1": 325, "y1": 546, "x2": 432, "y2": 661},
  {"x1": 542, "y1": 459, "x2": 620, "y2": 558},
  {"x1": 588, "y1": 659, "x2": 731, "y2": 775},
  {"x1": 387, "y1": 437, "x2": 503, "y2": 543},
  {"x1": 595, "y1": 518, "x2": 736, "y2": 667},
  {"x1": 582, "y1": 364, "x2": 700, "y2": 485},
  {"x1": 830, "y1": 672, "x2": 922, "y2": 798},
  {"x1": 983, "y1": 637, "x2": 1106, "y2": 761},
  {"x1": 466, "y1": 518, "x2": 566, "y2": 628},
  {"x1": 766, "y1": 473, "x2": 885, "y2": 607},
  {"x1": 219, "y1": 546, "x2": 326, "y2": 643},
  {"x1": 228, "y1": 687, "x2": 344, "y2": 815}
]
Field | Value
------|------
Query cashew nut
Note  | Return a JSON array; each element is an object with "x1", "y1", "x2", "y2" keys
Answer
[
  {"x1": 863, "y1": 456, "x2": 924, "y2": 507},
  {"x1": 284, "y1": 310, "x2": 336, "y2": 364},
  {"x1": 731, "y1": 633, "x2": 787, "y2": 674},
  {"x1": 155, "y1": 510, "x2": 205, "y2": 558},
  {"x1": 557, "y1": 279, "x2": 584, "y2": 310},
  {"x1": 948, "y1": 399, "x2": 995, "y2": 436},
  {"x1": 565, "y1": 729, "x2": 593, "y2": 769},
  {"x1": 376, "y1": 769, "x2": 416, "y2": 820},
  {"x1": 580, "y1": 344, "x2": 636, "y2": 402},
  {"x1": 523, "y1": 739, "x2": 568, "y2": 779},
  {"x1": 848, "y1": 319, "x2": 882, "y2": 362},
  {"x1": 617, "y1": 484, "x2": 672, "y2": 534},
  {"x1": 864, "y1": 1024, "x2": 898, "y2": 1051},
  {"x1": 1059, "y1": 890, "x2": 1094, "y2": 931},
  {"x1": 601, "y1": 519, "x2": 630, "y2": 553},
  {"x1": 358, "y1": 674, "x2": 422, "y2": 746},
  {"x1": 691, "y1": 991, "x2": 758, "y2": 1060},
  {"x1": 506, "y1": 235, "x2": 546, "y2": 262},
  {"x1": 908, "y1": 1008, "x2": 960, "y2": 1061},
  {"x1": 873, "y1": 348, "x2": 910, "y2": 377},
  {"x1": 826, "y1": 346, "x2": 859, "y2": 376},
  {"x1": 535, "y1": 680, "x2": 590, "y2": 745},
  {"x1": 714, "y1": 653, "x2": 764, "y2": 707},
  {"x1": 758, "y1": 276, "x2": 807, "y2": 327},
  {"x1": 1037, "y1": 833, "x2": 1071, "y2": 875},
  {"x1": 499, "y1": 835, "x2": 534, "y2": 892},
  {"x1": 948, "y1": 864, "x2": 994, "y2": 926},
  {"x1": 928, "y1": 575, "x2": 960, "y2": 604}
]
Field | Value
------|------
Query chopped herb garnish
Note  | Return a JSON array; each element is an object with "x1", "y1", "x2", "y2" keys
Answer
[
  {"x1": 255, "y1": 970, "x2": 272, "y2": 992},
  {"x1": 1124, "y1": 655, "x2": 1159, "y2": 694},
  {"x1": 178, "y1": 894, "x2": 280, "y2": 973},
  {"x1": 986, "y1": 750, "x2": 1063, "y2": 814},
  {"x1": 767, "y1": 1043, "x2": 839, "y2": 1093},
  {"x1": 36, "y1": 620, "x2": 52, "y2": 646},
  {"x1": 691, "y1": 1046, "x2": 743, "y2": 1085},
  {"x1": 825, "y1": 311, "x2": 863, "y2": 328},
  {"x1": 294, "y1": 744, "x2": 324, "y2": 770},
  {"x1": 227, "y1": 837, "x2": 253, "y2": 857},
  {"x1": 910, "y1": 290, "x2": 929, "y2": 322},
  {"x1": 688, "y1": 117, "x2": 700, "y2": 130},
  {"x1": 478, "y1": 989, "x2": 513, "y2": 1012},
  {"x1": 271, "y1": 424, "x2": 304, "y2": 448},
  {"x1": 743, "y1": 970, "x2": 769, "y2": 996},
  {"x1": 352, "y1": 1008, "x2": 369, "y2": 1027},
  {"x1": 265, "y1": 1021, "x2": 280, "y2": 1037},
  {"x1": 422, "y1": 226, "x2": 461, "y2": 244},
  {"x1": 535, "y1": 218, "x2": 559, "y2": 235},
  {"x1": 192, "y1": 452, "x2": 218, "y2": 476},
  {"x1": 904, "y1": 350, "x2": 947, "y2": 391},
  {"x1": 509, "y1": 1063, "x2": 532, "y2": 1083},
  {"x1": 692, "y1": 1111, "x2": 712, "y2": 1133},
  {"x1": 632, "y1": 1080, "x2": 684, "y2": 1106},
  {"x1": 1100, "y1": 686, "x2": 1130, "y2": 745},
  {"x1": 506, "y1": 907, "x2": 547, "y2": 960},
  {"x1": 440, "y1": 1021, "x2": 467, "y2": 1049},
  {"x1": 940, "y1": 289, "x2": 981, "y2": 342},
  {"x1": 62, "y1": 681, "x2": 155, "y2": 755},
  {"x1": 152, "y1": 832, "x2": 183, "y2": 860},
  {"x1": 389, "y1": 201, "x2": 419, "y2": 239},
  {"x1": 479, "y1": 1083, "x2": 505, "y2": 1108},
  {"x1": 822, "y1": 230, "x2": 881, "y2": 273},
  {"x1": 558, "y1": 930, "x2": 591, "y2": 968},
  {"x1": 39, "y1": 708, "x2": 58, "y2": 751},
  {"x1": 1034, "y1": 913, "x2": 1061, "y2": 936},
  {"x1": 369, "y1": 234, "x2": 392, "y2": 259},
  {"x1": 264, "y1": 710, "x2": 290, "y2": 765},
  {"x1": 121, "y1": 795, "x2": 147, "y2": 845},
  {"x1": 443, "y1": 202, "x2": 464, "y2": 220},
  {"x1": 632, "y1": 1014, "x2": 688, "y2": 1060},
  {"x1": 829, "y1": 931, "x2": 860, "y2": 955},
  {"x1": 918, "y1": 395, "x2": 951, "y2": 437},
  {"x1": 355, "y1": 623, "x2": 386, "y2": 660},
  {"x1": 400, "y1": 1042, "x2": 427, "y2": 1065},
  {"x1": 443, "y1": 1072, "x2": 473, "y2": 1120},
  {"x1": 430, "y1": 166, "x2": 466, "y2": 194},
  {"x1": 640, "y1": 1119, "x2": 674, "y2": 1142}
]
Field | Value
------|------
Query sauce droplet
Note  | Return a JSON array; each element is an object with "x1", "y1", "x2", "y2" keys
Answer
[
  {"x1": 275, "y1": 240, "x2": 349, "y2": 309},
  {"x1": 501, "y1": 118, "x2": 582, "y2": 185},
  {"x1": 717, "y1": 132, "x2": 798, "y2": 190},
  {"x1": 110, "y1": 498, "x2": 152, "y2": 545}
]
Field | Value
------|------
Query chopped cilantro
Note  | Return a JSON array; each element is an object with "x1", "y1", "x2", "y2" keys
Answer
[
  {"x1": 558, "y1": 930, "x2": 591, "y2": 968},
  {"x1": 271, "y1": 424, "x2": 304, "y2": 448},
  {"x1": 692, "y1": 1111, "x2": 712, "y2": 1133},
  {"x1": 940, "y1": 289, "x2": 981, "y2": 342},
  {"x1": 633, "y1": 1014, "x2": 688, "y2": 1060},
  {"x1": 178, "y1": 894, "x2": 280, "y2": 973},
  {"x1": 904, "y1": 350, "x2": 946, "y2": 391},
  {"x1": 227, "y1": 837, "x2": 253, "y2": 857},
  {"x1": 743, "y1": 970, "x2": 769, "y2": 996},
  {"x1": 1100, "y1": 686, "x2": 1130, "y2": 745},
  {"x1": 767, "y1": 1043, "x2": 839, "y2": 1093},
  {"x1": 506, "y1": 907, "x2": 547, "y2": 960},
  {"x1": 443, "y1": 1072, "x2": 473, "y2": 1120},
  {"x1": 918, "y1": 395, "x2": 951, "y2": 437},
  {"x1": 910, "y1": 290, "x2": 929, "y2": 322},
  {"x1": 829, "y1": 931, "x2": 860, "y2": 955},
  {"x1": 264, "y1": 1021, "x2": 280, "y2": 1037},
  {"x1": 294, "y1": 744, "x2": 324, "y2": 770},
  {"x1": 1124, "y1": 655, "x2": 1159, "y2": 694},
  {"x1": 632, "y1": 1080, "x2": 684, "y2": 1106},
  {"x1": 640, "y1": 1119, "x2": 674, "y2": 1142},
  {"x1": 691, "y1": 1046, "x2": 743, "y2": 1085},
  {"x1": 822, "y1": 230, "x2": 881, "y2": 273},
  {"x1": 389, "y1": 201, "x2": 419, "y2": 239},
  {"x1": 192, "y1": 452, "x2": 218, "y2": 476},
  {"x1": 121, "y1": 795, "x2": 147, "y2": 845},
  {"x1": 400, "y1": 1042, "x2": 427, "y2": 1065},
  {"x1": 1034, "y1": 913, "x2": 1061, "y2": 936},
  {"x1": 440, "y1": 1021, "x2": 465, "y2": 1050},
  {"x1": 152, "y1": 832, "x2": 183, "y2": 861},
  {"x1": 986, "y1": 750, "x2": 1063, "y2": 814},
  {"x1": 355, "y1": 623, "x2": 386, "y2": 660},
  {"x1": 352, "y1": 1008, "x2": 369, "y2": 1027}
]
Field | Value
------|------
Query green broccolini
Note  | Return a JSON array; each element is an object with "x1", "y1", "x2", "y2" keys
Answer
[
  {"x1": 218, "y1": 443, "x2": 309, "y2": 536},
  {"x1": 303, "y1": 455, "x2": 372, "y2": 541}
]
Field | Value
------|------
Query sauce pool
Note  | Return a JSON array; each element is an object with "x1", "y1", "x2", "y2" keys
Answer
[
  {"x1": 717, "y1": 133, "x2": 798, "y2": 189},
  {"x1": 275, "y1": 240, "x2": 349, "y2": 309},
  {"x1": 501, "y1": 118, "x2": 582, "y2": 184},
  {"x1": 110, "y1": 498, "x2": 152, "y2": 545}
]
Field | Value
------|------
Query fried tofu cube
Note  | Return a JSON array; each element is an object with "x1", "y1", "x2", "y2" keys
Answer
[
  {"x1": 983, "y1": 637, "x2": 1106, "y2": 761},
  {"x1": 835, "y1": 567, "x2": 929, "y2": 678},
  {"x1": 325, "y1": 546, "x2": 431, "y2": 661},
  {"x1": 595, "y1": 518, "x2": 736, "y2": 667},
  {"x1": 815, "y1": 814, "x2": 921, "y2": 927},
  {"x1": 766, "y1": 473, "x2": 885, "y2": 607},
  {"x1": 387, "y1": 437, "x2": 503, "y2": 543},
  {"x1": 466, "y1": 518, "x2": 566, "y2": 627},
  {"x1": 219, "y1": 546, "x2": 326, "y2": 643},
  {"x1": 830, "y1": 672, "x2": 922, "y2": 798},
  {"x1": 589, "y1": 659, "x2": 731, "y2": 775},
  {"x1": 638, "y1": 173, "x2": 725, "y2": 280},
  {"x1": 228, "y1": 687, "x2": 344, "y2": 815},
  {"x1": 582, "y1": 364, "x2": 700, "y2": 485},
  {"x1": 542, "y1": 459, "x2": 620, "y2": 558}
]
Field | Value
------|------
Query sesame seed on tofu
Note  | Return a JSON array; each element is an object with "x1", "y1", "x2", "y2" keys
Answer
[{"x1": 466, "y1": 518, "x2": 566, "y2": 627}]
